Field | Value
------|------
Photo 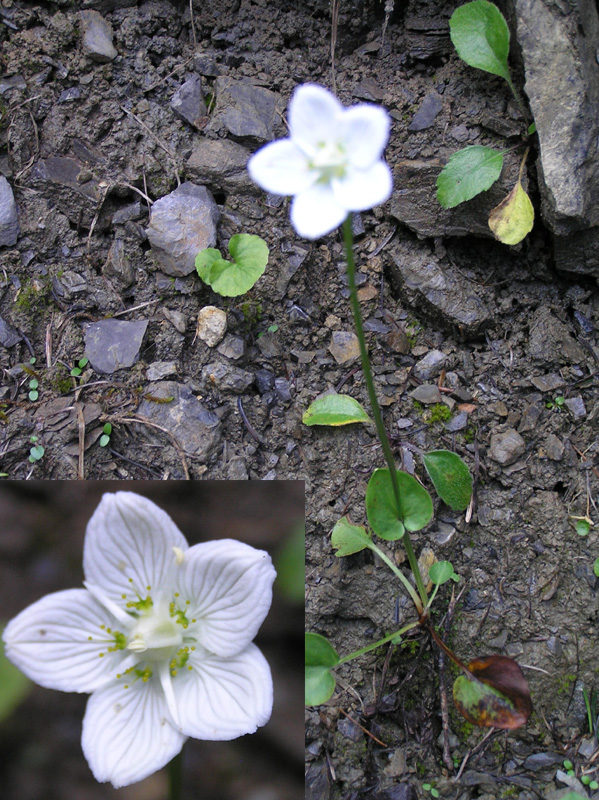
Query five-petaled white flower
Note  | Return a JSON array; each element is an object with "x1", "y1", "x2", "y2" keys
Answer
[
  {"x1": 2, "y1": 492, "x2": 276, "y2": 788},
  {"x1": 247, "y1": 83, "x2": 393, "y2": 240}
]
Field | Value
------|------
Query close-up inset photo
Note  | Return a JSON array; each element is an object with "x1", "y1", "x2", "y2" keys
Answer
[{"x1": 0, "y1": 481, "x2": 304, "y2": 800}]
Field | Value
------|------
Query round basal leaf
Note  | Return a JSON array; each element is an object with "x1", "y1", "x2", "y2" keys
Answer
[
  {"x1": 195, "y1": 247, "x2": 227, "y2": 283},
  {"x1": 331, "y1": 516, "x2": 371, "y2": 556},
  {"x1": 99, "y1": 434, "x2": 110, "y2": 447},
  {"x1": 453, "y1": 655, "x2": 532, "y2": 729},
  {"x1": 305, "y1": 666, "x2": 337, "y2": 706},
  {"x1": 429, "y1": 560, "x2": 455, "y2": 585},
  {"x1": 203, "y1": 233, "x2": 269, "y2": 297},
  {"x1": 575, "y1": 519, "x2": 590, "y2": 536},
  {"x1": 305, "y1": 633, "x2": 339, "y2": 705},
  {"x1": 366, "y1": 468, "x2": 433, "y2": 540},
  {"x1": 437, "y1": 146, "x2": 504, "y2": 209},
  {"x1": 450, "y1": 0, "x2": 511, "y2": 82},
  {"x1": 303, "y1": 394, "x2": 370, "y2": 426},
  {"x1": 488, "y1": 180, "x2": 534, "y2": 245},
  {"x1": 423, "y1": 450, "x2": 473, "y2": 511}
]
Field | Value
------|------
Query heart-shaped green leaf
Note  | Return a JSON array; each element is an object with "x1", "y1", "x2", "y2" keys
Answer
[
  {"x1": 437, "y1": 145, "x2": 504, "y2": 209},
  {"x1": 305, "y1": 632, "x2": 340, "y2": 706},
  {"x1": 196, "y1": 234, "x2": 269, "y2": 297},
  {"x1": 423, "y1": 450, "x2": 473, "y2": 511},
  {"x1": 428, "y1": 560, "x2": 455, "y2": 585},
  {"x1": 450, "y1": 0, "x2": 511, "y2": 82},
  {"x1": 453, "y1": 655, "x2": 532, "y2": 729},
  {"x1": 303, "y1": 394, "x2": 370, "y2": 426},
  {"x1": 366, "y1": 468, "x2": 433, "y2": 540},
  {"x1": 331, "y1": 516, "x2": 371, "y2": 556}
]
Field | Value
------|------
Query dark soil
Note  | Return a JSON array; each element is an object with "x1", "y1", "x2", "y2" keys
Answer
[
  {"x1": 0, "y1": 480, "x2": 304, "y2": 800},
  {"x1": 2, "y1": 0, "x2": 599, "y2": 799}
]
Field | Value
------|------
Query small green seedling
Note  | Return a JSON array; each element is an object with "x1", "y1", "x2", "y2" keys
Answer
[
  {"x1": 196, "y1": 234, "x2": 269, "y2": 297},
  {"x1": 28, "y1": 377, "x2": 39, "y2": 402},
  {"x1": 437, "y1": 0, "x2": 535, "y2": 245},
  {"x1": 99, "y1": 423, "x2": 112, "y2": 447},
  {"x1": 546, "y1": 395, "x2": 565, "y2": 411},
  {"x1": 257, "y1": 323, "x2": 279, "y2": 338},
  {"x1": 70, "y1": 357, "x2": 89, "y2": 378},
  {"x1": 422, "y1": 785, "x2": 439, "y2": 798},
  {"x1": 22, "y1": 357, "x2": 40, "y2": 401},
  {"x1": 28, "y1": 436, "x2": 44, "y2": 463}
]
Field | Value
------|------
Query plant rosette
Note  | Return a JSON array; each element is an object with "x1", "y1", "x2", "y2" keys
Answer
[
  {"x1": 3, "y1": 492, "x2": 276, "y2": 788},
  {"x1": 248, "y1": 83, "x2": 392, "y2": 239}
]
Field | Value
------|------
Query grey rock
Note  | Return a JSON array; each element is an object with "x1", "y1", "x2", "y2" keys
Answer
[
  {"x1": 530, "y1": 373, "x2": 565, "y2": 392},
  {"x1": 195, "y1": 306, "x2": 227, "y2": 348},
  {"x1": 58, "y1": 87, "x2": 82, "y2": 103},
  {"x1": 444, "y1": 411, "x2": 468, "y2": 432},
  {"x1": 84, "y1": 318, "x2": 148, "y2": 374},
  {"x1": 329, "y1": 331, "x2": 360, "y2": 364},
  {"x1": 30, "y1": 156, "x2": 101, "y2": 228},
  {"x1": 80, "y1": 10, "x2": 117, "y2": 63},
  {"x1": 388, "y1": 156, "x2": 521, "y2": 239},
  {"x1": 171, "y1": 75, "x2": 207, "y2": 129},
  {"x1": 389, "y1": 240, "x2": 492, "y2": 337},
  {"x1": 0, "y1": 176, "x2": 19, "y2": 246},
  {"x1": 208, "y1": 77, "x2": 285, "y2": 141},
  {"x1": 274, "y1": 377, "x2": 292, "y2": 402},
  {"x1": 103, "y1": 238, "x2": 135, "y2": 286},
  {"x1": 516, "y1": 0, "x2": 599, "y2": 276},
  {"x1": 255, "y1": 369, "x2": 275, "y2": 394},
  {"x1": 545, "y1": 433, "x2": 565, "y2": 461},
  {"x1": 162, "y1": 308, "x2": 187, "y2": 334},
  {"x1": 202, "y1": 361, "x2": 254, "y2": 393},
  {"x1": 0, "y1": 316, "x2": 22, "y2": 348},
  {"x1": 216, "y1": 334, "x2": 246, "y2": 360},
  {"x1": 146, "y1": 361, "x2": 178, "y2": 381},
  {"x1": 0, "y1": 74, "x2": 27, "y2": 95},
  {"x1": 227, "y1": 455, "x2": 249, "y2": 480},
  {"x1": 146, "y1": 183, "x2": 219, "y2": 277},
  {"x1": 565, "y1": 395, "x2": 586, "y2": 419},
  {"x1": 489, "y1": 428, "x2": 526, "y2": 465},
  {"x1": 409, "y1": 384, "x2": 442, "y2": 404},
  {"x1": 408, "y1": 91, "x2": 442, "y2": 131},
  {"x1": 412, "y1": 349, "x2": 446, "y2": 380},
  {"x1": 528, "y1": 307, "x2": 586, "y2": 364},
  {"x1": 256, "y1": 331, "x2": 281, "y2": 358},
  {"x1": 186, "y1": 138, "x2": 252, "y2": 192},
  {"x1": 112, "y1": 201, "x2": 142, "y2": 225},
  {"x1": 136, "y1": 381, "x2": 221, "y2": 460}
]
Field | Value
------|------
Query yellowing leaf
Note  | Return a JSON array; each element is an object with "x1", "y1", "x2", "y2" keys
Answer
[{"x1": 488, "y1": 179, "x2": 534, "y2": 245}]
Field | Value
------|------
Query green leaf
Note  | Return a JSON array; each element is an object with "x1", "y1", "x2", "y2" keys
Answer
[
  {"x1": 99, "y1": 434, "x2": 110, "y2": 447},
  {"x1": 29, "y1": 378, "x2": 38, "y2": 389},
  {"x1": 423, "y1": 450, "x2": 473, "y2": 511},
  {"x1": 303, "y1": 394, "x2": 370, "y2": 426},
  {"x1": 527, "y1": 122, "x2": 536, "y2": 136},
  {"x1": 559, "y1": 794, "x2": 589, "y2": 800},
  {"x1": 593, "y1": 557, "x2": 599, "y2": 578},
  {"x1": 429, "y1": 560, "x2": 455, "y2": 585},
  {"x1": 196, "y1": 234, "x2": 269, "y2": 297},
  {"x1": 488, "y1": 179, "x2": 534, "y2": 245},
  {"x1": 437, "y1": 145, "x2": 504, "y2": 208},
  {"x1": 450, "y1": 0, "x2": 511, "y2": 82},
  {"x1": 103, "y1": 423, "x2": 112, "y2": 435},
  {"x1": 29, "y1": 445, "x2": 44, "y2": 461},
  {"x1": 331, "y1": 516, "x2": 371, "y2": 556},
  {"x1": 305, "y1": 632, "x2": 340, "y2": 706},
  {"x1": 453, "y1": 655, "x2": 532, "y2": 729},
  {"x1": 366, "y1": 468, "x2": 433, "y2": 540},
  {"x1": 275, "y1": 524, "x2": 305, "y2": 604},
  {"x1": 576, "y1": 519, "x2": 591, "y2": 536},
  {"x1": 28, "y1": 390, "x2": 39, "y2": 401},
  {"x1": 0, "y1": 626, "x2": 31, "y2": 722}
]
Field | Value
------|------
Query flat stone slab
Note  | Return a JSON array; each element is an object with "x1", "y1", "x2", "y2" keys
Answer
[
  {"x1": 136, "y1": 381, "x2": 221, "y2": 460},
  {"x1": 207, "y1": 77, "x2": 285, "y2": 141},
  {"x1": 0, "y1": 176, "x2": 19, "y2": 247},
  {"x1": 84, "y1": 318, "x2": 148, "y2": 374}
]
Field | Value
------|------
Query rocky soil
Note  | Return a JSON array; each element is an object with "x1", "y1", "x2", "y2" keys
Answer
[{"x1": 1, "y1": 0, "x2": 599, "y2": 798}]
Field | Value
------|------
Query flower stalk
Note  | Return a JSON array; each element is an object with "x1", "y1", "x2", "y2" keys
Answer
[{"x1": 341, "y1": 215, "x2": 429, "y2": 611}]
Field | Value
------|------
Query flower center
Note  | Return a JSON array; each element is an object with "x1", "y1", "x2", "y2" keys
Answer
[
  {"x1": 126, "y1": 604, "x2": 184, "y2": 661},
  {"x1": 308, "y1": 140, "x2": 348, "y2": 182}
]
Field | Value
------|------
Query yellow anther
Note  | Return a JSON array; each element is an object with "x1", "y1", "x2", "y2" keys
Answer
[
  {"x1": 188, "y1": 665, "x2": 192, "y2": 671},
  {"x1": 191, "y1": 646, "x2": 195, "y2": 651},
  {"x1": 146, "y1": 585, "x2": 151, "y2": 591},
  {"x1": 121, "y1": 594, "x2": 127, "y2": 599},
  {"x1": 88, "y1": 636, "x2": 92, "y2": 641},
  {"x1": 128, "y1": 578, "x2": 133, "y2": 583},
  {"x1": 174, "y1": 593, "x2": 179, "y2": 598},
  {"x1": 124, "y1": 684, "x2": 129, "y2": 689},
  {"x1": 100, "y1": 624, "x2": 106, "y2": 630},
  {"x1": 185, "y1": 600, "x2": 190, "y2": 605},
  {"x1": 99, "y1": 653, "x2": 104, "y2": 658},
  {"x1": 191, "y1": 618, "x2": 196, "y2": 623},
  {"x1": 116, "y1": 674, "x2": 121, "y2": 678}
]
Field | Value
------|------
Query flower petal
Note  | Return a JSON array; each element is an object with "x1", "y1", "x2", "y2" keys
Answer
[
  {"x1": 340, "y1": 105, "x2": 391, "y2": 169},
  {"x1": 332, "y1": 161, "x2": 393, "y2": 212},
  {"x1": 174, "y1": 643, "x2": 273, "y2": 740},
  {"x1": 290, "y1": 184, "x2": 347, "y2": 239},
  {"x1": 175, "y1": 540, "x2": 275, "y2": 657},
  {"x1": 289, "y1": 84, "x2": 343, "y2": 156},
  {"x1": 83, "y1": 492, "x2": 188, "y2": 607},
  {"x1": 82, "y1": 676, "x2": 185, "y2": 788},
  {"x1": 247, "y1": 139, "x2": 315, "y2": 195},
  {"x1": 2, "y1": 589, "x2": 134, "y2": 693}
]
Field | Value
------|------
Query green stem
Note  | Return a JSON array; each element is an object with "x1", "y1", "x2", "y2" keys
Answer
[
  {"x1": 337, "y1": 620, "x2": 420, "y2": 665},
  {"x1": 168, "y1": 750, "x2": 183, "y2": 800},
  {"x1": 342, "y1": 216, "x2": 429, "y2": 609}
]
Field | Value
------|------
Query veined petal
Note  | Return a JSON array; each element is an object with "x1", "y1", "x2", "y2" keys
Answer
[
  {"x1": 290, "y1": 184, "x2": 347, "y2": 239},
  {"x1": 340, "y1": 105, "x2": 391, "y2": 169},
  {"x1": 175, "y1": 540, "x2": 275, "y2": 657},
  {"x1": 2, "y1": 589, "x2": 132, "y2": 693},
  {"x1": 289, "y1": 84, "x2": 343, "y2": 156},
  {"x1": 82, "y1": 676, "x2": 185, "y2": 789},
  {"x1": 332, "y1": 161, "x2": 393, "y2": 212},
  {"x1": 83, "y1": 492, "x2": 188, "y2": 607},
  {"x1": 173, "y1": 643, "x2": 273, "y2": 740},
  {"x1": 247, "y1": 139, "x2": 314, "y2": 195}
]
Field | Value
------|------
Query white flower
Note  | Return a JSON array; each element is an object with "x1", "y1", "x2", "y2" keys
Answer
[
  {"x1": 2, "y1": 492, "x2": 276, "y2": 788},
  {"x1": 247, "y1": 83, "x2": 393, "y2": 240}
]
